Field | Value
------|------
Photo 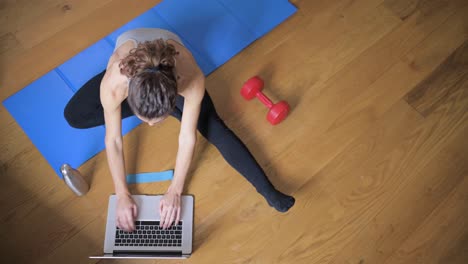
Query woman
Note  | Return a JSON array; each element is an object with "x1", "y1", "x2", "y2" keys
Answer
[{"x1": 64, "y1": 28, "x2": 295, "y2": 232}]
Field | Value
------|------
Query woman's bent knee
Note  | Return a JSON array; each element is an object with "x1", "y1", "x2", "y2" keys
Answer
[{"x1": 64, "y1": 103, "x2": 87, "y2": 129}]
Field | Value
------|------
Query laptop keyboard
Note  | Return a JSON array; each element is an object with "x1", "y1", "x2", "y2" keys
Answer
[{"x1": 115, "y1": 221, "x2": 183, "y2": 247}]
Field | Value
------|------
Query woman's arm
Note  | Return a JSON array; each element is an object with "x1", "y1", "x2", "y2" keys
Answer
[
  {"x1": 169, "y1": 75, "x2": 205, "y2": 194},
  {"x1": 100, "y1": 65, "x2": 129, "y2": 196},
  {"x1": 103, "y1": 104, "x2": 128, "y2": 195},
  {"x1": 100, "y1": 68, "x2": 138, "y2": 232}
]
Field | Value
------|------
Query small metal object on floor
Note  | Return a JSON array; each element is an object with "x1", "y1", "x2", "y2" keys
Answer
[{"x1": 60, "y1": 164, "x2": 89, "y2": 196}]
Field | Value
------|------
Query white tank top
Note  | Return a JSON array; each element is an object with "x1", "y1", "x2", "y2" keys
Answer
[{"x1": 114, "y1": 28, "x2": 184, "y2": 51}]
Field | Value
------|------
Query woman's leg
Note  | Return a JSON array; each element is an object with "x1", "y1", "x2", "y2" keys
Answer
[
  {"x1": 64, "y1": 70, "x2": 134, "y2": 129},
  {"x1": 170, "y1": 91, "x2": 295, "y2": 212}
]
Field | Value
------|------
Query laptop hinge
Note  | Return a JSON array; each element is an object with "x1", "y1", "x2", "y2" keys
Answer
[{"x1": 113, "y1": 250, "x2": 183, "y2": 257}]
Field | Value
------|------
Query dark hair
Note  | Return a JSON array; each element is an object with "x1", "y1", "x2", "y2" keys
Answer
[{"x1": 119, "y1": 38, "x2": 178, "y2": 119}]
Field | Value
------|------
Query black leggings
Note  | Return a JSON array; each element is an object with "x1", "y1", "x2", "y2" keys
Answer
[{"x1": 64, "y1": 70, "x2": 295, "y2": 212}]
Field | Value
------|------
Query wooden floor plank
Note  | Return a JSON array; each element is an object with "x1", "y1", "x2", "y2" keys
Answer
[
  {"x1": 383, "y1": 0, "x2": 461, "y2": 21},
  {"x1": 0, "y1": 32, "x2": 20, "y2": 54},
  {"x1": 0, "y1": 0, "x2": 64, "y2": 35},
  {"x1": 406, "y1": 40, "x2": 468, "y2": 117},
  {"x1": 385, "y1": 173, "x2": 468, "y2": 264},
  {"x1": 14, "y1": 0, "x2": 114, "y2": 49},
  {"x1": 38, "y1": 215, "x2": 106, "y2": 264}
]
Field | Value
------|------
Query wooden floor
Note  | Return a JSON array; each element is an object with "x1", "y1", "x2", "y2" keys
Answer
[{"x1": 1, "y1": 0, "x2": 467, "y2": 263}]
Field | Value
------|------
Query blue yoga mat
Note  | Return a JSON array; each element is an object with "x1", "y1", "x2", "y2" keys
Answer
[{"x1": 3, "y1": 0, "x2": 297, "y2": 178}]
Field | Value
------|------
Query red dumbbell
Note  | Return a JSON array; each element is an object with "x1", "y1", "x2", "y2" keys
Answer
[{"x1": 241, "y1": 76, "x2": 290, "y2": 125}]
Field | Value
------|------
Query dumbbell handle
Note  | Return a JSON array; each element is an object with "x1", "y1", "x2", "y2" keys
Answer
[{"x1": 255, "y1": 91, "x2": 273, "y2": 109}]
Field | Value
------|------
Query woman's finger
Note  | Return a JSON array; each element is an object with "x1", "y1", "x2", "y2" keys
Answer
[
  {"x1": 122, "y1": 216, "x2": 129, "y2": 231},
  {"x1": 160, "y1": 204, "x2": 167, "y2": 228},
  {"x1": 125, "y1": 209, "x2": 135, "y2": 231},
  {"x1": 119, "y1": 216, "x2": 127, "y2": 231},
  {"x1": 121, "y1": 212, "x2": 130, "y2": 231},
  {"x1": 162, "y1": 207, "x2": 169, "y2": 229},
  {"x1": 175, "y1": 206, "x2": 181, "y2": 226},
  {"x1": 168, "y1": 207, "x2": 177, "y2": 228},
  {"x1": 116, "y1": 216, "x2": 121, "y2": 229},
  {"x1": 132, "y1": 204, "x2": 138, "y2": 219},
  {"x1": 120, "y1": 216, "x2": 128, "y2": 231},
  {"x1": 164, "y1": 208, "x2": 172, "y2": 229},
  {"x1": 163, "y1": 207, "x2": 173, "y2": 229}
]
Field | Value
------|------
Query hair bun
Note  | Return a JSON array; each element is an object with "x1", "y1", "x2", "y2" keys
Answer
[{"x1": 119, "y1": 38, "x2": 177, "y2": 78}]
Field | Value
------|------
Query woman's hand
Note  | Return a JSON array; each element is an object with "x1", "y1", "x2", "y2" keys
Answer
[
  {"x1": 159, "y1": 188, "x2": 181, "y2": 229},
  {"x1": 116, "y1": 193, "x2": 138, "y2": 232}
]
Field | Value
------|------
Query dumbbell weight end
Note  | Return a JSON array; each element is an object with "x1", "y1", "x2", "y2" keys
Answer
[{"x1": 268, "y1": 101, "x2": 290, "y2": 125}]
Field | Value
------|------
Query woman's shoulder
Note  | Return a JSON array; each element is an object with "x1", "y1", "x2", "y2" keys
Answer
[
  {"x1": 111, "y1": 41, "x2": 135, "y2": 64},
  {"x1": 100, "y1": 61, "x2": 129, "y2": 109},
  {"x1": 179, "y1": 74, "x2": 205, "y2": 103}
]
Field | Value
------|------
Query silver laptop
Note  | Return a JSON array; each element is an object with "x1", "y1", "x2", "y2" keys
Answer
[{"x1": 90, "y1": 194, "x2": 194, "y2": 259}]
